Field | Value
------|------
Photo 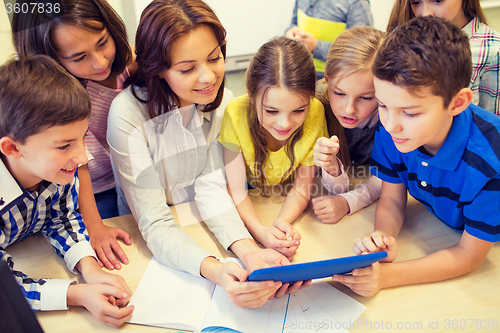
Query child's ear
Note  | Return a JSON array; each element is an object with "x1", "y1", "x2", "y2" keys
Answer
[
  {"x1": 0, "y1": 137, "x2": 23, "y2": 159},
  {"x1": 448, "y1": 87, "x2": 473, "y2": 117}
]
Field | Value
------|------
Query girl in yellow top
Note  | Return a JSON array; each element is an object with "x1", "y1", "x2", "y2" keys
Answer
[{"x1": 220, "y1": 36, "x2": 328, "y2": 259}]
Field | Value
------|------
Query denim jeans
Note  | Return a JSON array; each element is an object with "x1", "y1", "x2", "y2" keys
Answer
[{"x1": 94, "y1": 188, "x2": 119, "y2": 219}]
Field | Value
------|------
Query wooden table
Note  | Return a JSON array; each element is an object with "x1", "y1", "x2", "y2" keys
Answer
[{"x1": 7, "y1": 178, "x2": 500, "y2": 333}]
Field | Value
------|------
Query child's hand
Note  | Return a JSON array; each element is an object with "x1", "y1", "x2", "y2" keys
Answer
[
  {"x1": 353, "y1": 231, "x2": 397, "y2": 262},
  {"x1": 241, "y1": 247, "x2": 290, "y2": 272},
  {"x1": 241, "y1": 248, "x2": 312, "y2": 298},
  {"x1": 256, "y1": 225, "x2": 300, "y2": 259},
  {"x1": 78, "y1": 257, "x2": 132, "y2": 306},
  {"x1": 285, "y1": 26, "x2": 300, "y2": 39},
  {"x1": 313, "y1": 136, "x2": 340, "y2": 175},
  {"x1": 86, "y1": 222, "x2": 132, "y2": 270},
  {"x1": 273, "y1": 219, "x2": 300, "y2": 237},
  {"x1": 312, "y1": 195, "x2": 349, "y2": 224},
  {"x1": 332, "y1": 261, "x2": 384, "y2": 297},
  {"x1": 67, "y1": 283, "x2": 134, "y2": 328},
  {"x1": 272, "y1": 219, "x2": 301, "y2": 259},
  {"x1": 294, "y1": 30, "x2": 318, "y2": 53},
  {"x1": 218, "y1": 261, "x2": 282, "y2": 308}
]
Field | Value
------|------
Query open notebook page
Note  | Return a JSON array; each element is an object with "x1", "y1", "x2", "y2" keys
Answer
[
  {"x1": 283, "y1": 281, "x2": 366, "y2": 333},
  {"x1": 202, "y1": 283, "x2": 288, "y2": 332},
  {"x1": 129, "y1": 257, "x2": 288, "y2": 332},
  {"x1": 128, "y1": 257, "x2": 214, "y2": 331}
]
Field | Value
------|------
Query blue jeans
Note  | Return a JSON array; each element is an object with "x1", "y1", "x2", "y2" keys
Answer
[{"x1": 94, "y1": 188, "x2": 119, "y2": 219}]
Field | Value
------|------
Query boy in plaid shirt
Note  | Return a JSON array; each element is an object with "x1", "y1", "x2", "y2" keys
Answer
[{"x1": 0, "y1": 56, "x2": 133, "y2": 327}]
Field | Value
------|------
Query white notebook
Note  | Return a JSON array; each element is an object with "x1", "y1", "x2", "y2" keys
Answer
[
  {"x1": 129, "y1": 257, "x2": 366, "y2": 332},
  {"x1": 128, "y1": 257, "x2": 288, "y2": 332}
]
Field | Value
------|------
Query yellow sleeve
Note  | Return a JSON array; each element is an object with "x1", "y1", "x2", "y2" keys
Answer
[
  {"x1": 219, "y1": 94, "x2": 258, "y2": 170},
  {"x1": 219, "y1": 95, "x2": 246, "y2": 153}
]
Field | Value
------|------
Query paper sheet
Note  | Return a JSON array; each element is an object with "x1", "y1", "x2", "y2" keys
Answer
[
  {"x1": 202, "y1": 285, "x2": 288, "y2": 333},
  {"x1": 129, "y1": 257, "x2": 288, "y2": 332},
  {"x1": 302, "y1": 281, "x2": 366, "y2": 324},
  {"x1": 297, "y1": 9, "x2": 346, "y2": 72},
  {"x1": 128, "y1": 257, "x2": 214, "y2": 331},
  {"x1": 129, "y1": 259, "x2": 365, "y2": 333},
  {"x1": 285, "y1": 291, "x2": 344, "y2": 333},
  {"x1": 283, "y1": 281, "x2": 366, "y2": 333}
]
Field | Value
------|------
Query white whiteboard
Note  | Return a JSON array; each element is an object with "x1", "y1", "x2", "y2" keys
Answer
[{"x1": 204, "y1": 0, "x2": 295, "y2": 58}]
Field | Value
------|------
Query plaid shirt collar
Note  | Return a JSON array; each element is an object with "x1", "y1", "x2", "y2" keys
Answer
[
  {"x1": 462, "y1": 16, "x2": 479, "y2": 37},
  {"x1": 0, "y1": 158, "x2": 25, "y2": 215},
  {"x1": 0, "y1": 159, "x2": 56, "y2": 215}
]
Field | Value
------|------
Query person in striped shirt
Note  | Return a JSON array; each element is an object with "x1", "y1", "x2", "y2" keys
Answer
[
  {"x1": 0, "y1": 56, "x2": 133, "y2": 327},
  {"x1": 333, "y1": 17, "x2": 499, "y2": 297}
]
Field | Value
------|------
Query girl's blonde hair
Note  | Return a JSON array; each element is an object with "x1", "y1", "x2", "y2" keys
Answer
[
  {"x1": 319, "y1": 26, "x2": 386, "y2": 169},
  {"x1": 324, "y1": 26, "x2": 386, "y2": 82},
  {"x1": 246, "y1": 36, "x2": 316, "y2": 196},
  {"x1": 386, "y1": 0, "x2": 487, "y2": 32}
]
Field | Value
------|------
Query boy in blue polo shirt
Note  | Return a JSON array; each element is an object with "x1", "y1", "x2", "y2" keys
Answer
[
  {"x1": 0, "y1": 55, "x2": 134, "y2": 327},
  {"x1": 332, "y1": 16, "x2": 500, "y2": 296}
]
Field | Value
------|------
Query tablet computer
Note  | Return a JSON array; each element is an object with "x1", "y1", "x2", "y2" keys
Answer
[{"x1": 247, "y1": 252, "x2": 387, "y2": 283}]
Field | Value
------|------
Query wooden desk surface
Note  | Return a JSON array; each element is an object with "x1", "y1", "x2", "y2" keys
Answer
[{"x1": 7, "y1": 181, "x2": 500, "y2": 333}]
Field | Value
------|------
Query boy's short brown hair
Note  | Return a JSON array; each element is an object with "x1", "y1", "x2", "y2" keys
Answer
[
  {"x1": 373, "y1": 16, "x2": 472, "y2": 108},
  {"x1": 0, "y1": 55, "x2": 91, "y2": 144}
]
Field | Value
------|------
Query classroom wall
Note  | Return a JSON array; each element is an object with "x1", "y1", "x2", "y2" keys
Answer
[
  {"x1": 484, "y1": 7, "x2": 500, "y2": 32},
  {"x1": 369, "y1": 0, "x2": 395, "y2": 30},
  {"x1": 1, "y1": 1, "x2": 499, "y2": 66},
  {"x1": 0, "y1": 7, "x2": 16, "y2": 65},
  {"x1": 123, "y1": 0, "x2": 397, "y2": 71},
  {"x1": 110, "y1": 0, "x2": 500, "y2": 38}
]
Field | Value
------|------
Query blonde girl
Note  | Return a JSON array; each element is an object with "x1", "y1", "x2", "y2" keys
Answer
[
  {"x1": 312, "y1": 26, "x2": 385, "y2": 223},
  {"x1": 387, "y1": 0, "x2": 500, "y2": 115},
  {"x1": 220, "y1": 36, "x2": 329, "y2": 259}
]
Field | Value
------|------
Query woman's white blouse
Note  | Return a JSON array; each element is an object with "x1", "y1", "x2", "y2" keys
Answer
[{"x1": 107, "y1": 86, "x2": 252, "y2": 277}]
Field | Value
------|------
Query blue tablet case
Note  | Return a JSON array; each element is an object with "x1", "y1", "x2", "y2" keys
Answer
[{"x1": 247, "y1": 252, "x2": 387, "y2": 283}]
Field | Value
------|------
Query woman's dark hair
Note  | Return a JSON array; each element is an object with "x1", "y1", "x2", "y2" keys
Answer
[{"x1": 125, "y1": 0, "x2": 227, "y2": 120}]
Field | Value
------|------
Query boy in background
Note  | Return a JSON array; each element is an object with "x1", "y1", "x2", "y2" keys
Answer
[
  {"x1": 333, "y1": 16, "x2": 499, "y2": 296},
  {"x1": 0, "y1": 55, "x2": 133, "y2": 327}
]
